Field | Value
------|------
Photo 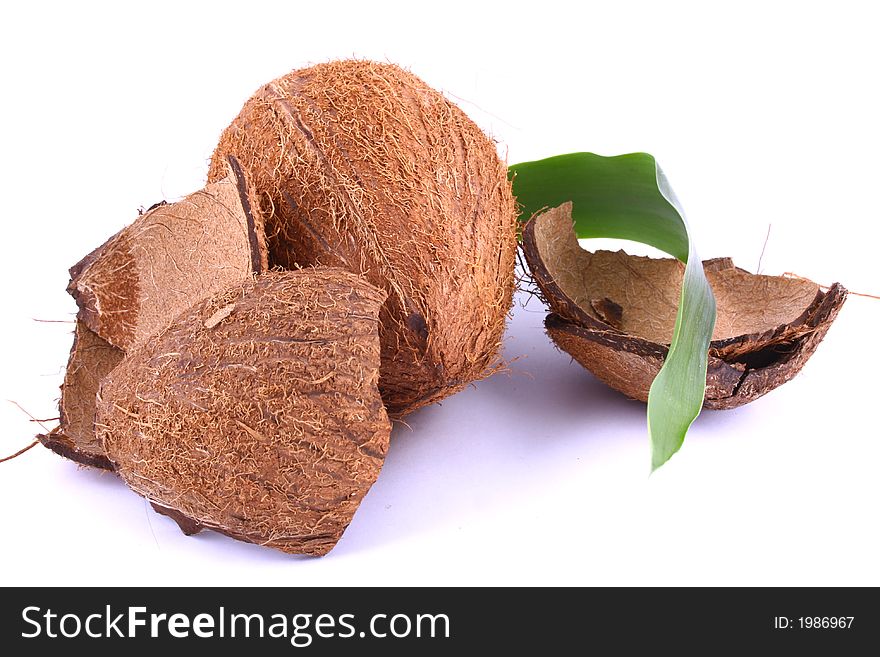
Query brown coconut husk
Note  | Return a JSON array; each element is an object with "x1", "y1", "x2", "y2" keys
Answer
[
  {"x1": 68, "y1": 156, "x2": 268, "y2": 351},
  {"x1": 42, "y1": 157, "x2": 268, "y2": 468},
  {"x1": 97, "y1": 268, "x2": 390, "y2": 556},
  {"x1": 38, "y1": 321, "x2": 124, "y2": 469},
  {"x1": 522, "y1": 203, "x2": 847, "y2": 409},
  {"x1": 208, "y1": 60, "x2": 518, "y2": 417}
]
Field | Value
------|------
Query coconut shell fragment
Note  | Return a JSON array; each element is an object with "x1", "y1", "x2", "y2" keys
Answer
[
  {"x1": 38, "y1": 321, "x2": 124, "y2": 469},
  {"x1": 41, "y1": 157, "x2": 269, "y2": 468},
  {"x1": 522, "y1": 203, "x2": 846, "y2": 409},
  {"x1": 68, "y1": 156, "x2": 268, "y2": 352},
  {"x1": 209, "y1": 60, "x2": 518, "y2": 417},
  {"x1": 97, "y1": 268, "x2": 390, "y2": 556}
]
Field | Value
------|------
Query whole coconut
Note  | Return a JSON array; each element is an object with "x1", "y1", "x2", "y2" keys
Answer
[{"x1": 209, "y1": 60, "x2": 517, "y2": 416}]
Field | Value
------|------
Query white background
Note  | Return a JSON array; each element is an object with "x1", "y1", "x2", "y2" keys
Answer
[{"x1": 1, "y1": 1, "x2": 877, "y2": 586}]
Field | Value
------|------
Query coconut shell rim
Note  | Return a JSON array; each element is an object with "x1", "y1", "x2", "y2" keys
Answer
[
  {"x1": 37, "y1": 426, "x2": 114, "y2": 470},
  {"x1": 522, "y1": 205, "x2": 848, "y2": 408},
  {"x1": 521, "y1": 206, "x2": 847, "y2": 356}
]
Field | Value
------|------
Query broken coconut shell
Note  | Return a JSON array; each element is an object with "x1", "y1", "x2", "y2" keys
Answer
[
  {"x1": 97, "y1": 268, "x2": 390, "y2": 556},
  {"x1": 40, "y1": 156, "x2": 269, "y2": 468},
  {"x1": 39, "y1": 321, "x2": 124, "y2": 469},
  {"x1": 208, "y1": 60, "x2": 518, "y2": 417},
  {"x1": 522, "y1": 202, "x2": 846, "y2": 409},
  {"x1": 68, "y1": 156, "x2": 268, "y2": 351}
]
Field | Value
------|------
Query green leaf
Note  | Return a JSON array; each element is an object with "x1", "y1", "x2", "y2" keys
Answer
[{"x1": 508, "y1": 153, "x2": 717, "y2": 470}]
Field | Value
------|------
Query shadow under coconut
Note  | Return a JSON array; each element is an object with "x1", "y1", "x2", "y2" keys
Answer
[
  {"x1": 54, "y1": 457, "x2": 122, "y2": 491},
  {"x1": 167, "y1": 521, "x2": 314, "y2": 563},
  {"x1": 483, "y1": 291, "x2": 649, "y2": 440},
  {"x1": 332, "y1": 293, "x2": 649, "y2": 556},
  {"x1": 477, "y1": 336, "x2": 648, "y2": 446},
  {"x1": 46, "y1": 455, "x2": 306, "y2": 562}
]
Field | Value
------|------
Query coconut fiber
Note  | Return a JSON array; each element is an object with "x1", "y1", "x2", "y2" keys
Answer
[
  {"x1": 208, "y1": 60, "x2": 518, "y2": 416},
  {"x1": 98, "y1": 269, "x2": 390, "y2": 556},
  {"x1": 39, "y1": 321, "x2": 124, "y2": 469},
  {"x1": 40, "y1": 157, "x2": 268, "y2": 467}
]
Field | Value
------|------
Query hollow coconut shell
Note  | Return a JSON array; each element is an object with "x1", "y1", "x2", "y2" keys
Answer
[
  {"x1": 97, "y1": 268, "x2": 390, "y2": 556},
  {"x1": 208, "y1": 60, "x2": 518, "y2": 417},
  {"x1": 522, "y1": 203, "x2": 847, "y2": 409},
  {"x1": 40, "y1": 157, "x2": 268, "y2": 468}
]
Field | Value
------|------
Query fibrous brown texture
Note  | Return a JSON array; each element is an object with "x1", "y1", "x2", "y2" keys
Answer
[
  {"x1": 208, "y1": 60, "x2": 518, "y2": 416},
  {"x1": 38, "y1": 321, "x2": 124, "y2": 469},
  {"x1": 97, "y1": 268, "x2": 390, "y2": 556},
  {"x1": 69, "y1": 156, "x2": 268, "y2": 351},
  {"x1": 42, "y1": 158, "x2": 269, "y2": 468},
  {"x1": 523, "y1": 203, "x2": 847, "y2": 409}
]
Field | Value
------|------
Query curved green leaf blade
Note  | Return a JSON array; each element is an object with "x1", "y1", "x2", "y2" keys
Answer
[
  {"x1": 508, "y1": 153, "x2": 717, "y2": 470},
  {"x1": 649, "y1": 166, "x2": 717, "y2": 470},
  {"x1": 509, "y1": 152, "x2": 689, "y2": 261}
]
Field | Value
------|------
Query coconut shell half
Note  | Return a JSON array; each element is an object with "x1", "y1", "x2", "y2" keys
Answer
[
  {"x1": 209, "y1": 60, "x2": 518, "y2": 417},
  {"x1": 522, "y1": 203, "x2": 847, "y2": 409},
  {"x1": 41, "y1": 157, "x2": 269, "y2": 468},
  {"x1": 97, "y1": 268, "x2": 390, "y2": 556}
]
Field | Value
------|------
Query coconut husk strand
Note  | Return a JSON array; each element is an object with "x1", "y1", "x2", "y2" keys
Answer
[
  {"x1": 40, "y1": 156, "x2": 269, "y2": 468},
  {"x1": 522, "y1": 203, "x2": 847, "y2": 409},
  {"x1": 208, "y1": 60, "x2": 518, "y2": 417},
  {"x1": 97, "y1": 269, "x2": 390, "y2": 556}
]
